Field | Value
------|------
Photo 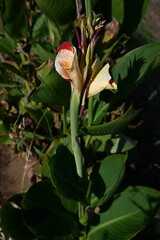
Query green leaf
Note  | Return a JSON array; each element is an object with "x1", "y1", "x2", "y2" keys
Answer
[
  {"x1": 25, "y1": 105, "x2": 54, "y2": 136},
  {"x1": 93, "y1": 0, "x2": 148, "y2": 34},
  {"x1": 85, "y1": 134, "x2": 137, "y2": 155},
  {"x1": 35, "y1": 0, "x2": 76, "y2": 26},
  {"x1": 30, "y1": 43, "x2": 54, "y2": 63},
  {"x1": 121, "y1": 0, "x2": 149, "y2": 34},
  {"x1": 22, "y1": 180, "x2": 82, "y2": 239},
  {"x1": 0, "y1": 62, "x2": 24, "y2": 78},
  {"x1": 84, "y1": 106, "x2": 141, "y2": 136},
  {"x1": 0, "y1": 29, "x2": 18, "y2": 61},
  {"x1": 88, "y1": 186, "x2": 160, "y2": 240},
  {"x1": 90, "y1": 154, "x2": 127, "y2": 207},
  {"x1": 32, "y1": 14, "x2": 49, "y2": 40},
  {"x1": 29, "y1": 70, "x2": 71, "y2": 108},
  {"x1": 0, "y1": 194, "x2": 35, "y2": 240},
  {"x1": 111, "y1": 42, "x2": 160, "y2": 104},
  {"x1": 49, "y1": 144, "x2": 86, "y2": 203},
  {"x1": 0, "y1": 0, "x2": 27, "y2": 37}
]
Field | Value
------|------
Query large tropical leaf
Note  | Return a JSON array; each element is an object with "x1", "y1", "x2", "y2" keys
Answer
[
  {"x1": 89, "y1": 154, "x2": 127, "y2": 207},
  {"x1": 111, "y1": 42, "x2": 160, "y2": 104},
  {"x1": 0, "y1": 29, "x2": 18, "y2": 61},
  {"x1": 35, "y1": 0, "x2": 76, "y2": 26},
  {"x1": 83, "y1": 106, "x2": 141, "y2": 136},
  {"x1": 121, "y1": 0, "x2": 149, "y2": 34},
  {"x1": 93, "y1": 0, "x2": 148, "y2": 34},
  {"x1": 29, "y1": 70, "x2": 71, "y2": 109},
  {"x1": 0, "y1": 194, "x2": 36, "y2": 240},
  {"x1": 85, "y1": 134, "x2": 137, "y2": 156},
  {"x1": 87, "y1": 186, "x2": 160, "y2": 240},
  {"x1": 21, "y1": 180, "x2": 82, "y2": 239},
  {"x1": 49, "y1": 144, "x2": 87, "y2": 203},
  {"x1": 0, "y1": 0, "x2": 27, "y2": 37}
]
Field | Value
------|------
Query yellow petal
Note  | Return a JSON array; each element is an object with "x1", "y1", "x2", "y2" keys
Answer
[{"x1": 88, "y1": 63, "x2": 114, "y2": 97}]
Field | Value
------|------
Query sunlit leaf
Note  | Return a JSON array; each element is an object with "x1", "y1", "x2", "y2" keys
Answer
[
  {"x1": 89, "y1": 154, "x2": 127, "y2": 207},
  {"x1": 111, "y1": 42, "x2": 160, "y2": 104},
  {"x1": 88, "y1": 186, "x2": 160, "y2": 240},
  {"x1": 84, "y1": 106, "x2": 141, "y2": 136}
]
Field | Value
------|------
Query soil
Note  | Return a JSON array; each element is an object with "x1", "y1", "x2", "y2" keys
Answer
[{"x1": 0, "y1": 0, "x2": 160, "y2": 239}]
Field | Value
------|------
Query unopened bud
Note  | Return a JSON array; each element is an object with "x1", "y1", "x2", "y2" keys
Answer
[{"x1": 103, "y1": 18, "x2": 119, "y2": 43}]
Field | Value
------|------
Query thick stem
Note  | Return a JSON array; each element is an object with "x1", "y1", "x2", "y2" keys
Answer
[
  {"x1": 85, "y1": 0, "x2": 92, "y2": 24},
  {"x1": 70, "y1": 91, "x2": 83, "y2": 178},
  {"x1": 62, "y1": 106, "x2": 67, "y2": 134}
]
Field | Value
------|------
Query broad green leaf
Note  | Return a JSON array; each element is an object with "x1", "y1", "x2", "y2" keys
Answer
[
  {"x1": 29, "y1": 70, "x2": 71, "y2": 108},
  {"x1": 30, "y1": 43, "x2": 54, "y2": 63},
  {"x1": 36, "y1": 59, "x2": 54, "y2": 82},
  {"x1": 121, "y1": 0, "x2": 149, "y2": 34},
  {"x1": 84, "y1": 106, "x2": 141, "y2": 136},
  {"x1": 92, "y1": 97, "x2": 110, "y2": 125},
  {"x1": 93, "y1": 0, "x2": 148, "y2": 34},
  {"x1": 22, "y1": 180, "x2": 82, "y2": 239},
  {"x1": 0, "y1": 194, "x2": 35, "y2": 240},
  {"x1": 0, "y1": 0, "x2": 27, "y2": 37},
  {"x1": 49, "y1": 144, "x2": 86, "y2": 203},
  {"x1": 88, "y1": 186, "x2": 160, "y2": 240},
  {"x1": 85, "y1": 134, "x2": 137, "y2": 156},
  {"x1": 111, "y1": 42, "x2": 160, "y2": 104},
  {"x1": 32, "y1": 14, "x2": 49, "y2": 40},
  {"x1": 0, "y1": 29, "x2": 18, "y2": 61},
  {"x1": 90, "y1": 154, "x2": 127, "y2": 207},
  {"x1": 35, "y1": 0, "x2": 76, "y2": 26}
]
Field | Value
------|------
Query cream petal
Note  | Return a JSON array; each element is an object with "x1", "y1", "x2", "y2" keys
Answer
[
  {"x1": 55, "y1": 49, "x2": 74, "y2": 79},
  {"x1": 55, "y1": 47, "x2": 83, "y2": 93},
  {"x1": 88, "y1": 63, "x2": 112, "y2": 97}
]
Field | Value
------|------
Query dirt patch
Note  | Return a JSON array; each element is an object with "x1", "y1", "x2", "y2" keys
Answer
[{"x1": 0, "y1": 145, "x2": 33, "y2": 204}]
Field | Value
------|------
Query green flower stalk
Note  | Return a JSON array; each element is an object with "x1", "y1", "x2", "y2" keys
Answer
[{"x1": 55, "y1": 41, "x2": 117, "y2": 176}]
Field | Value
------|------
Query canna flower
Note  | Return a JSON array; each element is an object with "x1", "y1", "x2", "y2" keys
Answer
[
  {"x1": 55, "y1": 42, "x2": 83, "y2": 94},
  {"x1": 55, "y1": 42, "x2": 117, "y2": 97}
]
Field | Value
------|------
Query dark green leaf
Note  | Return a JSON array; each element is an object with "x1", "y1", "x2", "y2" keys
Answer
[
  {"x1": 29, "y1": 70, "x2": 71, "y2": 108},
  {"x1": 0, "y1": 29, "x2": 18, "y2": 60},
  {"x1": 0, "y1": 194, "x2": 35, "y2": 240},
  {"x1": 49, "y1": 144, "x2": 86, "y2": 203},
  {"x1": 25, "y1": 105, "x2": 54, "y2": 137},
  {"x1": 121, "y1": 0, "x2": 149, "y2": 34},
  {"x1": 22, "y1": 180, "x2": 82, "y2": 239},
  {"x1": 88, "y1": 186, "x2": 160, "y2": 240},
  {"x1": 32, "y1": 14, "x2": 49, "y2": 40},
  {"x1": 84, "y1": 106, "x2": 141, "y2": 135},
  {"x1": 93, "y1": 0, "x2": 148, "y2": 35},
  {"x1": 85, "y1": 134, "x2": 137, "y2": 155},
  {"x1": 90, "y1": 154, "x2": 127, "y2": 207},
  {"x1": 30, "y1": 43, "x2": 54, "y2": 63},
  {"x1": 35, "y1": 0, "x2": 76, "y2": 26},
  {"x1": 111, "y1": 42, "x2": 160, "y2": 104},
  {"x1": 0, "y1": 0, "x2": 27, "y2": 37},
  {"x1": 0, "y1": 62, "x2": 24, "y2": 78}
]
